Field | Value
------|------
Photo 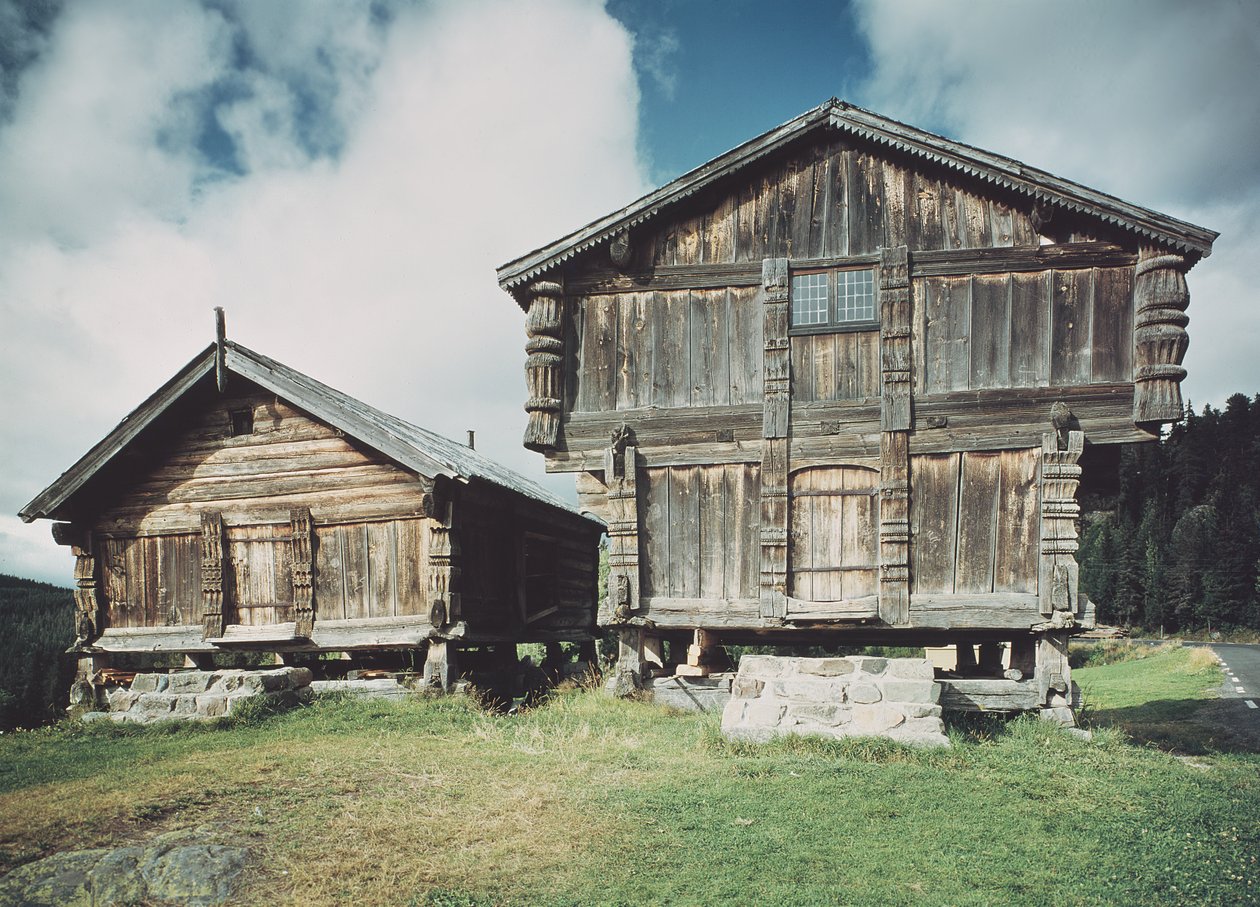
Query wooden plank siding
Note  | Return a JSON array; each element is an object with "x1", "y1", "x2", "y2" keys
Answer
[
  {"x1": 914, "y1": 267, "x2": 1133, "y2": 395},
  {"x1": 907, "y1": 448, "x2": 1041, "y2": 597},
  {"x1": 787, "y1": 465, "x2": 879, "y2": 602},
  {"x1": 640, "y1": 463, "x2": 761, "y2": 602}
]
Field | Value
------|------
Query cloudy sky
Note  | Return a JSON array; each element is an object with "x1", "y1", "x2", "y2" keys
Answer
[{"x1": 2, "y1": 0, "x2": 1256, "y2": 584}]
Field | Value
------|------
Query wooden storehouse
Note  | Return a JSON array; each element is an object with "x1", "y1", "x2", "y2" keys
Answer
[
  {"x1": 497, "y1": 100, "x2": 1217, "y2": 714},
  {"x1": 20, "y1": 321, "x2": 603, "y2": 696}
]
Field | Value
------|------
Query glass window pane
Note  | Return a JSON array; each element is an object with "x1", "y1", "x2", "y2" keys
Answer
[
  {"x1": 836, "y1": 269, "x2": 875, "y2": 323},
  {"x1": 791, "y1": 272, "x2": 829, "y2": 326}
]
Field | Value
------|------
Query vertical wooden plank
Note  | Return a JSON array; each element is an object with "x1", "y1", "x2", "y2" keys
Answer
[
  {"x1": 786, "y1": 155, "x2": 811, "y2": 259},
  {"x1": 818, "y1": 470, "x2": 846, "y2": 602},
  {"x1": 969, "y1": 275, "x2": 1012, "y2": 389},
  {"x1": 990, "y1": 200, "x2": 1015, "y2": 247},
  {"x1": 728, "y1": 287, "x2": 763, "y2": 404},
  {"x1": 994, "y1": 449, "x2": 1041, "y2": 594},
  {"x1": 733, "y1": 181, "x2": 758, "y2": 262},
  {"x1": 367, "y1": 521, "x2": 396, "y2": 619},
  {"x1": 913, "y1": 173, "x2": 945, "y2": 251},
  {"x1": 639, "y1": 468, "x2": 669, "y2": 599},
  {"x1": 1010, "y1": 271, "x2": 1051, "y2": 387},
  {"x1": 393, "y1": 519, "x2": 426, "y2": 617},
  {"x1": 960, "y1": 191, "x2": 992, "y2": 247},
  {"x1": 314, "y1": 524, "x2": 345, "y2": 621},
  {"x1": 741, "y1": 464, "x2": 762, "y2": 600},
  {"x1": 1050, "y1": 269, "x2": 1093, "y2": 386},
  {"x1": 788, "y1": 469, "x2": 813, "y2": 601},
  {"x1": 955, "y1": 452, "x2": 1002, "y2": 594},
  {"x1": 616, "y1": 292, "x2": 654, "y2": 409},
  {"x1": 834, "y1": 332, "x2": 858, "y2": 400},
  {"x1": 698, "y1": 466, "x2": 727, "y2": 599},
  {"x1": 1090, "y1": 267, "x2": 1134, "y2": 383},
  {"x1": 909, "y1": 453, "x2": 960, "y2": 595},
  {"x1": 881, "y1": 160, "x2": 910, "y2": 249},
  {"x1": 812, "y1": 333, "x2": 837, "y2": 403},
  {"x1": 827, "y1": 147, "x2": 850, "y2": 257},
  {"x1": 690, "y1": 289, "x2": 730, "y2": 406},
  {"x1": 701, "y1": 193, "x2": 736, "y2": 264},
  {"x1": 342, "y1": 523, "x2": 369, "y2": 620},
  {"x1": 941, "y1": 185, "x2": 963, "y2": 250},
  {"x1": 925, "y1": 278, "x2": 971, "y2": 392},
  {"x1": 790, "y1": 335, "x2": 814, "y2": 402},
  {"x1": 806, "y1": 144, "x2": 833, "y2": 259},
  {"x1": 579, "y1": 295, "x2": 617, "y2": 413},
  {"x1": 847, "y1": 151, "x2": 883, "y2": 255},
  {"x1": 1011, "y1": 206, "x2": 1039, "y2": 246},
  {"x1": 845, "y1": 468, "x2": 879, "y2": 600},
  {"x1": 676, "y1": 215, "x2": 703, "y2": 266},
  {"x1": 670, "y1": 465, "x2": 701, "y2": 598},
  {"x1": 655, "y1": 290, "x2": 690, "y2": 408},
  {"x1": 857, "y1": 331, "x2": 881, "y2": 399}
]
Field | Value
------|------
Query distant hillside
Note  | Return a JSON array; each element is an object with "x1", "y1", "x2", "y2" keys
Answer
[{"x1": 0, "y1": 574, "x2": 75, "y2": 729}]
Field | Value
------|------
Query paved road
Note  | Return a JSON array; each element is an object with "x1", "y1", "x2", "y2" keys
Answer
[{"x1": 1209, "y1": 643, "x2": 1260, "y2": 711}]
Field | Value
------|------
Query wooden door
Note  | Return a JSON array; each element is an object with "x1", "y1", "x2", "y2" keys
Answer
[
  {"x1": 788, "y1": 466, "x2": 879, "y2": 602},
  {"x1": 225, "y1": 523, "x2": 294, "y2": 626}
]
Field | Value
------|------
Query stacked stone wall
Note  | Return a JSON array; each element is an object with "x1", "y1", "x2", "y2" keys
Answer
[
  {"x1": 720, "y1": 655, "x2": 949, "y2": 747},
  {"x1": 89, "y1": 668, "x2": 313, "y2": 724}
]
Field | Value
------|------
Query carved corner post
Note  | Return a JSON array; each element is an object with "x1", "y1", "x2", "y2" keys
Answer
[
  {"x1": 759, "y1": 258, "x2": 791, "y2": 621},
  {"x1": 1133, "y1": 247, "x2": 1189, "y2": 424},
  {"x1": 603, "y1": 428, "x2": 645, "y2": 693},
  {"x1": 200, "y1": 511, "x2": 226, "y2": 640},
  {"x1": 425, "y1": 494, "x2": 462, "y2": 692},
  {"x1": 51, "y1": 523, "x2": 104, "y2": 648},
  {"x1": 290, "y1": 508, "x2": 314, "y2": 638},
  {"x1": 1036, "y1": 419, "x2": 1085, "y2": 715},
  {"x1": 878, "y1": 246, "x2": 912, "y2": 625},
  {"x1": 523, "y1": 280, "x2": 566, "y2": 452}
]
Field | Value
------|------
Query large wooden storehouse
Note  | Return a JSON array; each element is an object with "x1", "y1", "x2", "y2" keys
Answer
[
  {"x1": 497, "y1": 99, "x2": 1217, "y2": 714},
  {"x1": 20, "y1": 320, "x2": 602, "y2": 696}
]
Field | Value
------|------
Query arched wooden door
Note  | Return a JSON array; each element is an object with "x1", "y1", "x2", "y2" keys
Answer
[{"x1": 788, "y1": 466, "x2": 879, "y2": 602}]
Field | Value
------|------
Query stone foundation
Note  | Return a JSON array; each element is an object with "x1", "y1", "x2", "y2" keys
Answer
[
  {"x1": 650, "y1": 674, "x2": 733, "y2": 713},
  {"x1": 85, "y1": 668, "x2": 313, "y2": 724},
  {"x1": 720, "y1": 655, "x2": 949, "y2": 748}
]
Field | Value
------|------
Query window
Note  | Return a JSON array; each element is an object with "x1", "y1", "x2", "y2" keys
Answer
[
  {"x1": 790, "y1": 268, "x2": 876, "y2": 332},
  {"x1": 229, "y1": 408, "x2": 254, "y2": 436}
]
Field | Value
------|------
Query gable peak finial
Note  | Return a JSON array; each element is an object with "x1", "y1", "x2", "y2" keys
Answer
[{"x1": 214, "y1": 307, "x2": 227, "y2": 393}]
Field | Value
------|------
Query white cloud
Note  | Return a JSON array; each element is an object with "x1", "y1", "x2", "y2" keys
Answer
[
  {"x1": 853, "y1": 0, "x2": 1260, "y2": 409},
  {"x1": 0, "y1": 0, "x2": 648, "y2": 584}
]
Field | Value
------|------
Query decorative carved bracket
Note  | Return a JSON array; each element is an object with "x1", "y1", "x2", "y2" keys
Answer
[
  {"x1": 759, "y1": 258, "x2": 791, "y2": 620},
  {"x1": 70, "y1": 534, "x2": 103, "y2": 646},
  {"x1": 1133, "y1": 248, "x2": 1189, "y2": 424},
  {"x1": 523, "y1": 280, "x2": 566, "y2": 452},
  {"x1": 879, "y1": 246, "x2": 912, "y2": 432},
  {"x1": 290, "y1": 508, "x2": 314, "y2": 638},
  {"x1": 609, "y1": 229, "x2": 633, "y2": 270},
  {"x1": 428, "y1": 499, "x2": 461, "y2": 630},
  {"x1": 200, "y1": 511, "x2": 226, "y2": 639}
]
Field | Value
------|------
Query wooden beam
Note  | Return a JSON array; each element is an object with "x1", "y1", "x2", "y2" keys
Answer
[
  {"x1": 760, "y1": 258, "x2": 791, "y2": 621},
  {"x1": 938, "y1": 678, "x2": 1039, "y2": 711}
]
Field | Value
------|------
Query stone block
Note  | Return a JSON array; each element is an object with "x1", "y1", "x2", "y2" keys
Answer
[
  {"x1": 853, "y1": 657, "x2": 887, "y2": 676},
  {"x1": 172, "y1": 695, "x2": 198, "y2": 717},
  {"x1": 653, "y1": 676, "x2": 732, "y2": 713},
  {"x1": 736, "y1": 655, "x2": 787, "y2": 677},
  {"x1": 772, "y1": 678, "x2": 848, "y2": 703},
  {"x1": 107, "y1": 690, "x2": 141, "y2": 712},
  {"x1": 136, "y1": 693, "x2": 176, "y2": 718},
  {"x1": 130, "y1": 673, "x2": 169, "y2": 694},
  {"x1": 848, "y1": 683, "x2": 882, "y2": 704},
  {"x1": 903, "y1": 703, "x2": 943, "y2": 719},
  {"x1": 797, "y1": 658, "x2": 856, "y2": 677},
  {"x1": 887, "y1": 658, "x2": 935, "y2": 680},
  {"x1": 852, "y1": 703, "x2": 906, "y2": 733},
  {"x1": 901, "y1": 716, "x2": 947, "y2": 735},
  {"x1": 883, "y1": 680, "x2": 940, "y2": 704},
  {"x1": 731, "y1": 676, "x2": 764, "y2": 699},
  {"x1": 789, "y1": 703, "x2": 851, "y2": 727},
  {"x1": 744, "y1": 695, "x2": 788, "y2": 728},
  {"x1": 195, "y1": 694, "x2": 230, "y2": 718},
  {"x1": 167, "y1": 672, "x2": 215, "y2": 694},
  {"x1": 286, "y1": 667, "x2": 314, "y2": 688}
]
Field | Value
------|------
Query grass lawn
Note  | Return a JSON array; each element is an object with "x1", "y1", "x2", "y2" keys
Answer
[{"x1": 1, "y1": 649, "x2": 1257, "y2": 906}]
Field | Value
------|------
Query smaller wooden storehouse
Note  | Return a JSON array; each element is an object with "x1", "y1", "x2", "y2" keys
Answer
[{"x1": 19, "y1": 318, "x2": 602, "y2": 699}]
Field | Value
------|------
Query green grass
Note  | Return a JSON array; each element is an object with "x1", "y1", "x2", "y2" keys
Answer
[{"x1": 1, "y1": 662, "x2": 1257, "y2": 906}]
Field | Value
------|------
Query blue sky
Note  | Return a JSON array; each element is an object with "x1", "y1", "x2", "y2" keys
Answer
[{"x1": 1, "y1": 0, "x2": 1257, "y2": 584}]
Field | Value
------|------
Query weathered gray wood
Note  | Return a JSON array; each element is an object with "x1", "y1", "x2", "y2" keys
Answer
[
  {"x1": 1132, "y1": 247, "x2": 1189, "y2": 422},
  {"x1": 938, "y1": 678, "x2": 1039, "y2": 711},
  {"x1": 993, "y1": 449, "x2": 1040, "y2": 594},
  {"x1": 879, "y1": 431, "x2": 910, "y2": 624},
  {"x1": 1039, "y1": 428, "x2": 1084, "y2": 618},
  {"x1": 909, "y1": 453, "x2": 959, "y2": 595},
  {"x1": 690, "y1": 289, "x2": 730, "y2": 406},
  {"x1": 907, "y1": 593, "x2": 1042, "y2": 629},
  {"x1": 969, "y1": 275, "x2": 1011, "y2": 388},
  {"x1": 1050, "y1": 269, "x2": 1093, "y2": 386},
  {"x1": 785, "y1": 595, "x2": 879, "y2": 622},
  {"x1": 523, "y1": 281, "x2": 566, "y2": 451},
  {"x1": 879, "y1": 245, "x2": 912, "y2": 430},
  {"x1": 200, "y1": 511, "x2": 225, "y2": 640},
  {"x1": 640, "y1": 597, "x2": 761, "y2": 628},
  {"x1": 1090, "y1": 267, "x2": 1134, "y2": 384},
  {"x1": 955, "y1": 452, "x2": 1001, "y2": 594},
  {"x1": 577, "y1": 295, "x2": 617, "y2": 413}
]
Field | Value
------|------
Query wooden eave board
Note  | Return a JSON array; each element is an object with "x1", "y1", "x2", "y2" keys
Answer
[
  {"x1": 496, "y1": 99, "x2": 1217, "y2": 299},
  {"x1": 20, "y1": 341, "x2": 594, "y2": 525}
]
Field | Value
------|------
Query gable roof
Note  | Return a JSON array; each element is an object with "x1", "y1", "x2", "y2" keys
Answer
[
  {"x1": 20, "y1": 340, "x2": 590, "y2": 523},
  {"x1": 497, "y1": 99, "x2": 1218, "y2": 296}
]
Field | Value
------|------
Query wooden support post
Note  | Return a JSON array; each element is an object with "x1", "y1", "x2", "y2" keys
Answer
[
  {"x1": 760, "y1": 258, "x2": 790, "y2": 621},
  {"x1": 69, "y1": 536, "x2": 104, "y2": 646},
  {"x1": 602, "y1": 429, "x2": 641, "y2": 623},
  {"x1": 954, "y1": 643, "x2": 978, "y2": 675},
  {"x1": 1133, "y1": 247, "x2": 1189, "y2": 424},
  {"x1": 290, "y1": 507, "x2": 315, "y2": 638},
  {"x1": 642, "y1": 634, "x2": 665, "y2": 673},
  {"x1": 1039, "y1": 425, "x2": 1084, "y2": 620},
  {"x1": 676, "y1": 628, "x2": 725, "y2": 677},
  {"x1": 428, "y1": 497, "x2": 461, "y2": 629},
  {"x1": 1035, "y1": 630, "x2": 1074, "y2": 718},
  {"x1": 878, "y1": 246, "x2": 911, "y2": 626},
  {"x1": 523, "y1": 280, "x2": 566, "y2": 451},
  {"x1": 423, "y1": 640, "x2": 459, "y2": 692},
  {"x1": 200, "y1": 511, "x2": 226, "y2": 639},
  {"x1": 68, "y1": 653, "x2": 107, "y2": 714},
  {"x1": 605, "y1": 625, "x2": 644, "y2": 696},
  {"x1": 978, "y1": 642, "x2": 1004, "y2": 675}
]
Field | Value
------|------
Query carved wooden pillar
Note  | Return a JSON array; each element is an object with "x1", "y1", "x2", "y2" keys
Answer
[
  {"x1": 423, "y1": 639, "x2": 460, "y2": 692},
  {"x1": 290, "y1": 508, "x2": 314, "y2": 638},
  {"x1": 602, "y1": 427, "x2": 641, "y2": 626},
  {"x1": 878, "y1": 246, "x2": 911, "y2": 625},
  {"x1": 759, "y1": 258, "x2": 791, "y2": 621},
  {"x1": 200, "y1": 511, "x2": 226, "y2": 639},
  {"x1": 427, "y1": 499, "x2": 461, "y2": 629},
  {"x1": 523, "y1": 280, "x2": 566, "y2": 451},
  {"x1": 70, "y1": 540, "x2": 103, "y2": 645},
  {"x1": 1039, "y1": 426, "x2": 1084, "y2": 620},
  {"x1": 1133, "y1": 247, "x2": 1189, "y2": 424}
]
